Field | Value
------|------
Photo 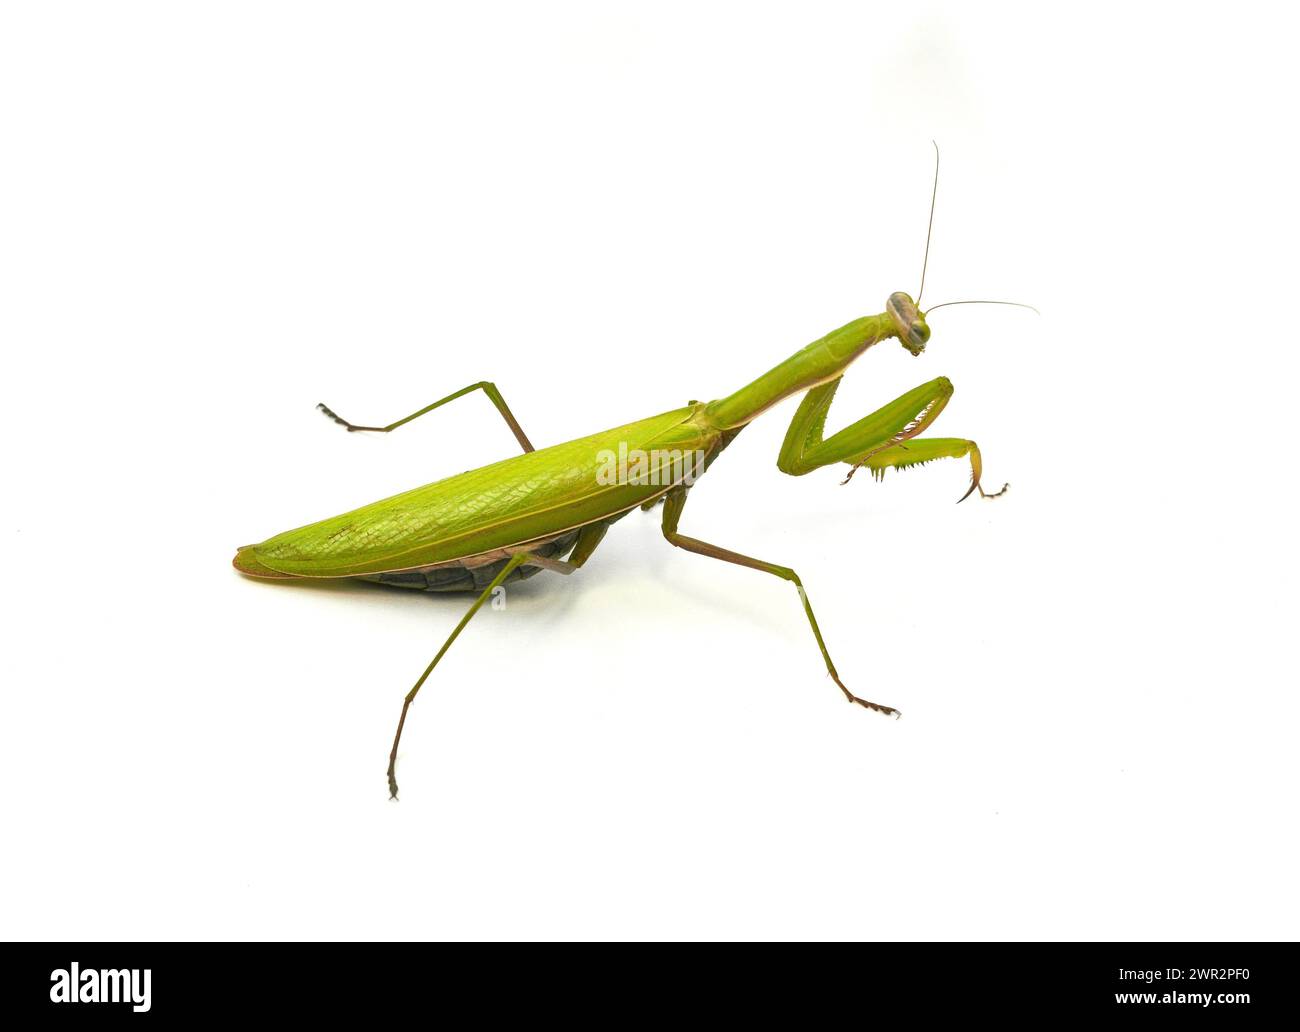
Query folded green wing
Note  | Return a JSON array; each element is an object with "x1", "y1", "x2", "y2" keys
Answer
[{"x1": 235, "y1": 404, "x2": 720, "y2": 578}]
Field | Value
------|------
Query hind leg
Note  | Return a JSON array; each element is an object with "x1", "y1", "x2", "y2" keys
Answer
[{"x1": 319, "y1": 380, "x2": 534, "y2": 452}]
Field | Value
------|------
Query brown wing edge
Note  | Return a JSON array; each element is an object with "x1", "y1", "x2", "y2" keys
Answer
[{"x1": 232, "y1": 547, "x2": 301, "y2": 579}]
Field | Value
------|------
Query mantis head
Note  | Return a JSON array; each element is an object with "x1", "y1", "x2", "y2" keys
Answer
[{"x1": 887, "y1": 292, "x2": 930, "y2": 356}]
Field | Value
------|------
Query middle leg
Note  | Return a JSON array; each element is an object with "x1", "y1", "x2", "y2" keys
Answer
[{"x1": 660, "y1": 487, "x2": 899, "y2": 717}]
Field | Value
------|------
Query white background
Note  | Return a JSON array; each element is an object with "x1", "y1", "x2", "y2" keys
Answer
[{"x1": 2, "y1": 2, "x2": 1296, "y2": 941}]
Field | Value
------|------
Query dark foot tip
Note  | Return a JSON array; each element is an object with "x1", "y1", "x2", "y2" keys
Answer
[{"x1": 849, "y1": 695, "x2": 901, "y2": 719}]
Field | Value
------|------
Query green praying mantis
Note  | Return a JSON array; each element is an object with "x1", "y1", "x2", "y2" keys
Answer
[{"x1": 234, "y1": 148, "x2": 1033, "y2": 797}]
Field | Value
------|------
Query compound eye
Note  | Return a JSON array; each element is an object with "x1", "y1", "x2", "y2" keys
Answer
[{"x1": 908, "y1": 323, "x2": 930, "y2": 347}]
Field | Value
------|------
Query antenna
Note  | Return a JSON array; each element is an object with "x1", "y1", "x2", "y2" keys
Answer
[
  {"x1": 916, "y1": 140, "x2": 940, "y2": 307},
  {"x1": 924, "y1": 300, "x2": 1040, "y2": 316}
]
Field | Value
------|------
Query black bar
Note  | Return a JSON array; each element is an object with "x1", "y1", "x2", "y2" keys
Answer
[{"x1": 3, "y1": 944, "x2": 1284, "y2": 1022}]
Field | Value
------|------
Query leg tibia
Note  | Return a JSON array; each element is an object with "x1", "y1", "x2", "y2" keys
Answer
[
  {"x1": 777, "y1": 376, "x2": 954, "y2": 476},
  {"x1": 855, "y1": 438, "x2": 1008, "y2": 502},
  {"x1": 319, "y1": 380, "x2": 535, "y2": 453},
  {"x1": 387, "y1": 551, "x2": 532, "y2": 799},
  {"x1": 660, "y1": 488, "x2": 898, "y2": 716}
]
